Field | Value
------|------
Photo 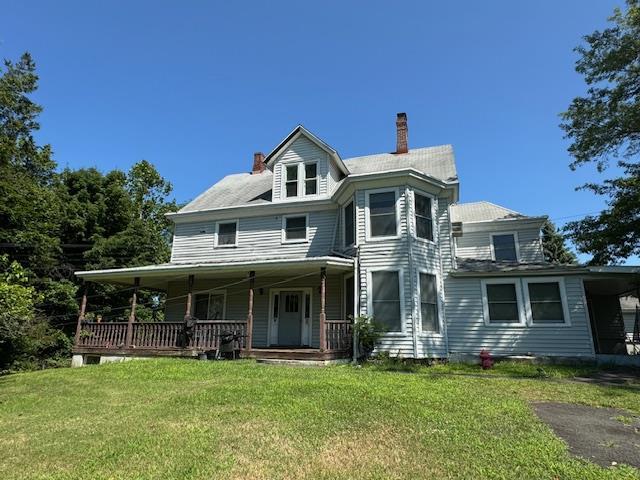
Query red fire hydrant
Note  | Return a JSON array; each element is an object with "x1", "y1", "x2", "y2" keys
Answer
[{"x1": 479, "y1": 349, "x2": 493, "y2": 370}]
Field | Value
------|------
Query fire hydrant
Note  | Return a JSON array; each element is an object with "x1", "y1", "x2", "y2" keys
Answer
[{"x1": 479, "y1": 349, "x2": 493, "y2": 370}]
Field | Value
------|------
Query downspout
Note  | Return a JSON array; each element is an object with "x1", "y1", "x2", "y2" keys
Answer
[
  {"x1": 439, "y1": 199, "x2": 451, "y2": 357},
  {"x1": 352, "y1": 246, "x2": 360, "y2": 364},
  {"x1": 405, "y1": 186, "x2": 419, "y2": 359}
]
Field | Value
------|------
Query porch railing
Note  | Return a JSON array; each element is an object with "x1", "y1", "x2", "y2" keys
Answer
[
  {"x1": 76, "y1": 320, "x2": 247, "y2": 351},
  {"x1": 324, "y1": 319, "x2": 353, "y2": 352}
]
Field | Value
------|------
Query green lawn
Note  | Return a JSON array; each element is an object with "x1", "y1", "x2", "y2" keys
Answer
[{"x1": 0, "y1": 360, "x2": 638, "y2": 480}]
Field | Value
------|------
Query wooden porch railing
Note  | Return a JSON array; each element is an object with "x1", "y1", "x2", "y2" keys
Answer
[
  {"x1": 324, "y1": 319, "x2": 353, "y2": 352},
  {"x1": 76, "y1": 320, "x2": 247, "y2": 351}
]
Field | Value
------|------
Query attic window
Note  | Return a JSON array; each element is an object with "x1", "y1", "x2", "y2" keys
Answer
[
  {"x1": 285, "y1": 165, "x2": 298, "y2": 197},
  {"x1": 216, "y1": 221, "x2": 238, "y2": 247},
  {"x1": 304, "y1": 163, "x2": 318, "y2": 195},
  {"x1": 491, "y1": 233, "x2": 518, "y2": 262}
]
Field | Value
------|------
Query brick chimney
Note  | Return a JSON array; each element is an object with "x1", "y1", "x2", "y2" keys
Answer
[
  {"x1": 395, "y1": 112, "x2": 408, "y2": 154},
  {"x1": 252, "y1": 152, "x2": 266, "y2": 174}
]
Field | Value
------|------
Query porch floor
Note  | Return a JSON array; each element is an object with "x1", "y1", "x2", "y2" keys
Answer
[{"x1": 246, "y1": 347, "x2": 351, "y2": 361}]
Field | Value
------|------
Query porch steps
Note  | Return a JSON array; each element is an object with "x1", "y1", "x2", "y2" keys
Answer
[{"x1": 246, "y1": 348, "x2": 351, "y2": 363}]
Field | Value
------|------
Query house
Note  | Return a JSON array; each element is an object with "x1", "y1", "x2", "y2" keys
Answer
[{"x1": 73, "y1": 113, "x2": 640, "y2": 366}]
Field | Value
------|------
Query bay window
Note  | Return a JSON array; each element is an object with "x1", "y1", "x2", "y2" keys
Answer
[
  {"x1": 370, "y1": 270, "x2": 402, "y2": 332},
  {"x1": 367, "y1": 190, "x2": 398, "y2": 238},
  {"x1": 414, "y1": 193, "x2": 433, "y2": 241},
  {"x1": 419, "y1": 273, "x2": 439, "y2": 333}
]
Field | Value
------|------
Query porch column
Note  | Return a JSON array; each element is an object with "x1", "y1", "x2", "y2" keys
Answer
[
  {"x1": 184, "y1": 274, "x2": 195, "y2": 320},
  {"x1": 246, "y1": 271, "x2": 255, "y2": 351},
  {"x1": 319, "y1": 267, "x2": 327, "y2": 351},
  {"x1": 74, "y1": 282, "x2": 88, "y2": 346},
  {"x1": 125, "y1": 277, "x2": 140, "y2": 347}
]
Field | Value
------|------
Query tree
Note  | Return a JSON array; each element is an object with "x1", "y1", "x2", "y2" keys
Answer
[
  {"x1": 560, "y1": 0, "x2": 640, "y2": 264},
  {"x1": 541, "y1": 220, "x2": 577, "y2": 264}
]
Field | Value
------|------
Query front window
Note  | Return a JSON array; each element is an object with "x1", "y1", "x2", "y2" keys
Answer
[
  {"x1": 419, "y1": 273, "x2": 439, "y2": 332},
  {"x1": 284, "y1": 215, "x2": 307, "y2": 242},
  {"x1": 371, "y1": 270, "x2": 401, "y2": 332},
  {"x1": 304, "y1": 163, "x2": 318, "y2": 195},
  {"x1": 368, "y1": 191, "x2": 397, "y2": 238},
  {"x1": 285, "y1": 165, "x2": 298, "y2": 198},
  {"x1": 484, "y1": 282, "x2": 521, "y2": 324},
  {"x1": 216, "y1": 221, "x2": 237, "y2": 247},
  {"x1": 414, "y1": 193, "x2": 433, "y2": 241},
  {"x1": 527, "y1": 282, "x2": 565, "y2": 324},
  {"x1": 492, "y1": 234, "x2": 518, "y2": 262},
  {"x1": 194, "y1": 292, "x2": 225, "y2": 320},
  {"x1": 344, "y1": 201, "x2": 355, "y2": 247}
]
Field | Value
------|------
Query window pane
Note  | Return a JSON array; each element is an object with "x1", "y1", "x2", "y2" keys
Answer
[
  {"x1": 218, "y1": 222, "x2": 237, "y2": 245},
  {"x1": 208, "y1": 294, "x2": 224, "y2": 320},
  {"x1": 285, "y1": 216, "x2": 306, "y2": 240},
  {"x1": 371, "y1": 271, "x2": 401, "y2": 331},
  {"x1": 304, "y1": 163, "x2": 317, "y2": 179},
  {"x1": 370, "y1": 213, "x2": 397, "y2": 237},
  {"x1": 420, "y1": 273, "x2": 437, "y2": 304},
  {"x1": 488, "y1": 303, "x2": 520, "y2": 322},
  {"x1": 421, "y1": 304, "x2": 439, "y2": 332},
  {"x1": 372, "y1": 301, "x2": 401, "y2": 331},
  {"x1": 286, "y1": 165, "x2": 298, "y2": 181},
  {"x1": 372, "y1": 271, "x2": 400, "y2": 301},
  {"x1": 369, "y1": 192, "x2": 395, "y2": 215},
  {"x1": 486, "y1": 284, "x2": 517, "y2": 302},
  {"x1": 415, "y1": 194, "x2": 431, "y2": 217},
  {"x1": 286, "y1": 181, "x2": 297, "y2": 197},
  {"x1": 531, "y1": 302, "x2": 565, "y2": 323},
  {"x1": 344, "y1": 202, "x2": 355, "y2": 246},
  {"x1": 305, "y1": 179, "x2": 317, "y2": 195},
  {"x1": 528, "y1": 283, "x2": 561, "y2": 302},
  {"x1": 493, "y1": 234, "x2": 517, "y2": 262},
  {"x1": 416, "y1": 217, "x2": 433, "y2": 240},
  {"x1": 194, "y1": 294, "x2": 208, "y2": 319}
]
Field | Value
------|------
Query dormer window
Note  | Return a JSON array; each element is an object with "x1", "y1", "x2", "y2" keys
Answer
[
  {"x1": 304, "y1": 163, "x2": 318, "y2": 195},
  {"x1": 491, "y1": 233, "x2": 519, "y2": 262},
  {"x1": 285, "y1": 165, "x2": 298, "y2": 198}
]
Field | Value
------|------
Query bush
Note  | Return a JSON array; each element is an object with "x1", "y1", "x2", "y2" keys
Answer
[{"x1": 353, "y1": 315, "x2": 385, "y2": 362}]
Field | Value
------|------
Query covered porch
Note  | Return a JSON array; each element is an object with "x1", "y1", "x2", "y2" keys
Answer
[{"x1": 73, "y1": 257, "x2": 355, "y2": 363}]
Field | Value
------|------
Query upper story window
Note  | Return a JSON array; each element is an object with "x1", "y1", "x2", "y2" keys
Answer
[
  {"x1": 482, "y1": 279, "x2": 524, "y2": 325},
  {"x1": 419, "y1": 272, "x2": 439, "y2": 333},
  {"x1": 414, "y1": 193, "x2": 433, "y2": 241},
  {"x1": 282, "y1": 215, "x2": 308, "y2": 242},
  {"x1": 491, "y1": 233, "x2": 518, "y2": 262},
  {"x1": 370, "y1": 269, "x2": 402, "y2": 332},
  {"x1": 285, "y1": 165, "x2": 298, "y2": 198},
  {"x1": 343, "y1": 200, "x2": 355, "y2": 247},
  {"x1": 215, "y1": 220, "x2": 238, "y2": 247},
  {"x1": 367, "y1": 189, "x2": 398, "y2": 239},
  {"x1": 304, "y1": 163, "x2": 318, "y2": 195}
]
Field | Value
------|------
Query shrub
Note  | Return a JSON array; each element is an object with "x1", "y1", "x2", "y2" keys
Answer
[{"x1": 353, "y1": 315, "x2": 385, "y2": 362}]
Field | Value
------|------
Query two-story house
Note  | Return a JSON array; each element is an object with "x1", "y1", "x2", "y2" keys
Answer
[{"x1": 73, "y1": 113, "x2": 640, "y2": 365}]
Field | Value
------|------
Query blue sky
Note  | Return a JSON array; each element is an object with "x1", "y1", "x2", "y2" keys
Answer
[{"x1": 3, "y1": 1, "x2": 625, "y2": 260}]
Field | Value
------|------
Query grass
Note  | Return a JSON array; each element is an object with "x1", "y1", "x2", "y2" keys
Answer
[{"x1": 0, "y1": 360, "x2": 639, "y2": 480}]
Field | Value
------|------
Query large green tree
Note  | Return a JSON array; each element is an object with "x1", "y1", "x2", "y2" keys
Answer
[
  {"x1": 541, "y1": 220, "x2": 578, "y2": 265},
  {"x1": 560, "y1": 0, "x2": 640, "y2": 264}
]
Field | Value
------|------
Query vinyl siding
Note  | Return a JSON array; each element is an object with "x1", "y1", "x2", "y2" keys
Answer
[
  {"x1": 166, "y1": 274, "x2": 344, "y2": 348},
  {"x1": 272, "y1": 136, "x2": 329, "y2": 201},
  {"x1": 455, "y1": 226, "x2": 544, "y2": 263},
  {"x1": 170, "y1": 208, "x2": 338, "y2": 263},
  {"x1": 444, "y1": 275, "x2": 595, "y2": 357}
]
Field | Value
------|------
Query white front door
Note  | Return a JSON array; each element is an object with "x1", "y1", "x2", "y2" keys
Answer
[{"x1": 278, "y1": 291, "x2": 303, "y2": 346}]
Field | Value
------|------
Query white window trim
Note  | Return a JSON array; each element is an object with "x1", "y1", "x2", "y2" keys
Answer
[
  {"x1": 366, "y1": 267, "x2": 406, "y2": 334},
  {"x1": 365, "y1": 187, "x2": 401, "y2": 241},
  {"x1": 412, "y1": 189, "x2": 437, "y2": 245},
  {"x1": 191, "y1": 289, "x2": 227, "y2": 320},
  {"x1": 480, "y1": 278, "x2": 526, "y2": 327},
  {"x1": 280, "y1": 159, "x2": 321, "y2": 200},
  {"x1": 522, "y1": 277, "x2": 572, "y2": 327},
  {"x1": 214, "y1": 219, "x2": 238, "y2": 248},
  {"x1": 490, "y1": 231, "x2": 520, "y2": 262},
  {"x1": 342, "y1": 198, "x2": 356, "y2": 249},
  {"x1": 281, "y1": 213, "x2": 309, "y2": 244},
  {"x1": 416, "y1": 268, "x2": 444, "y2": 337},
  {"x1": 302, "y1": 161, "x2": 319, "y2": 197}
]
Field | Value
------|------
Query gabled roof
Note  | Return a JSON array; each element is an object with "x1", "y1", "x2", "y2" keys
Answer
[
  {"x1": 178, "y1": 171, "x2": 273, "y2": 213},
  {"x1": 343, "y1": 145, "x2": 457, "y2": 183},
  {"x1": 264, "y1": 125, "x2": 350, "y2": 175},
  {"x1": 450, "y1": 201, "x2": 528, "y2": 223}
]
